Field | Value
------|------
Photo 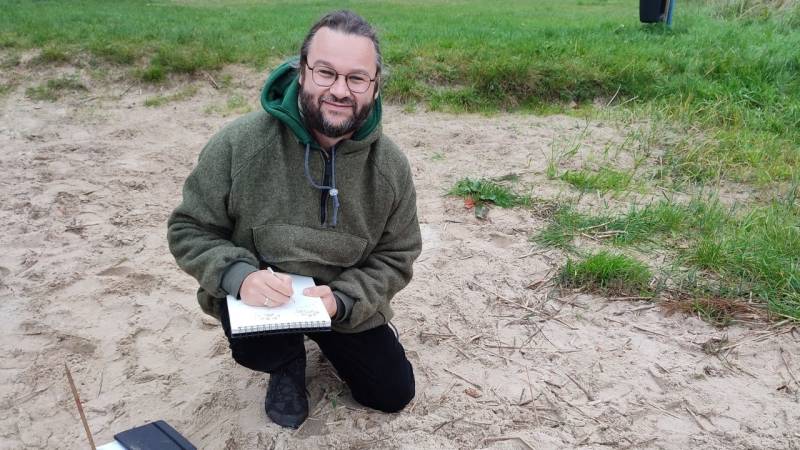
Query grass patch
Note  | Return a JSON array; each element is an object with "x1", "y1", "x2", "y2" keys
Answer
[
  {"x1": 1, "y1": 52, "x2": 21, "y2": 69},
  {"x1": 545, "y1": 127, "x2": 586, "y2": 180},
  {"x1": 89, "y1": 41, "x2": 138, "y2": 65},
  {"x1": 225, "y1": 94, "x2": 251, "y2": 114},
  {"x1": 560, "y1": 167, "x2": 633, "y2": 194},
  {"x1": 0, "y1": 81, "x2": 16, "y2": 97},
  {"x1": 29, "y1": 44, "x2": 72, "y2": 65},
  {"x1": 136, "y1": 65, "x2": 166, "y2": 82},
  {"x1": 683, "y1": 195, "x2": 800, "y2": 319},
  {"x1": 204, "y1": 93, "x2": 253, "y2": 116},
  {"x1": 448, "y1": 177, "x2": 530, "y2": 208},
  {"x1": 535, "y1": 206, "x2": 606, "y2": 249},
  {"x1": 25, "y1": 75, "x2": 86, "y2": 101},
  {"x1": 144, "y1": 85, "x2": 198, "y2": 107},
  {"x1": 539, "y1": 193, "x2": 800, "y2": 320},
  {"x1": 711, "y1": 0, "x2": 800, "y2": 28},
  {"x1": 0, "y1": 31, "x2": 21, "y2": 48},
  {"x1": 534, "y1": 200, "x2": 689, "y2": 249},
  {"x1": 559, "y1": 251, "x2": 652, "y2": 296}
]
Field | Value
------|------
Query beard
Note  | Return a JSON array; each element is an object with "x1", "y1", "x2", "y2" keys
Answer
[{"x1": 299, "y1": 87, "x2": 373, "y2": 139}]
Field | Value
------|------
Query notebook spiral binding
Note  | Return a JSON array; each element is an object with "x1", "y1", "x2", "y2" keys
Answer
[{"x1": 235, "y1": 320, "x2": 330, "y2": 337}]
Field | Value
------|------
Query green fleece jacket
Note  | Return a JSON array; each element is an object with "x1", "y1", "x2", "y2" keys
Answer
[{"x1": 167, "y1": 60, "x2": 421, "y2": 333}]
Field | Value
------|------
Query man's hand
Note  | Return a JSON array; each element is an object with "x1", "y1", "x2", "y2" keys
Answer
[
  {"x1": 303, "y1": 285, "x2": 337, "y2": 318},
  {"x1": 240, "y1": 270, "x2": 293, "y2": 308}
]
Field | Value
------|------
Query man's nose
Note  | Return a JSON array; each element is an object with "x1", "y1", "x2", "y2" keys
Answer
[{"x1": 329, "y1": 74, "x2": 351, "y2": 98}]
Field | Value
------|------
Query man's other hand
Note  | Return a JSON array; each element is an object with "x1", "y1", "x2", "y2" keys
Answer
[
  {"x1": 240, "y1": 270, "x2": 293, "y2": 307},
  {"x1": 303, "y1": 285, "x2": 337, "y2": 318}
]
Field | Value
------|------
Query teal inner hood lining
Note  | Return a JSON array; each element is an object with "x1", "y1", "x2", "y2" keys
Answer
[{"x1": 260, "y1": 58, "x2": 382, "y2": 147}]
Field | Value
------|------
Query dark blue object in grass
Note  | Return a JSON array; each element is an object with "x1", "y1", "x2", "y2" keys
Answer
[{"x1": 640, "y1": 0, "x2": 675, "y2": 26}]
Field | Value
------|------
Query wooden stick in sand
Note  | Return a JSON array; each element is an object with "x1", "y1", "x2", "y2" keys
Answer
[
  {"x1": 65, "y1": 362, "x2": 96, "y2": 450},
  {"x1": 443, "y1": 368, "x2": 483, "y2": 390}
]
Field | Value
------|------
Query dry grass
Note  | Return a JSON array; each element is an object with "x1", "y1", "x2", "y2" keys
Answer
[{"x1": 661, "y1": 295, "x2": 768, "y2": 326}]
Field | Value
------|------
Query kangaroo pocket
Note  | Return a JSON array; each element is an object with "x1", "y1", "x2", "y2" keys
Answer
[{"x1": 252, "y1": 223, "x2": 368, "y2": 268}]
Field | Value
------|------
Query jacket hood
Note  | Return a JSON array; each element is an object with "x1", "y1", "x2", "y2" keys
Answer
[{"x1": 260, "y1": 57, "x2": 382, "y2": 147}]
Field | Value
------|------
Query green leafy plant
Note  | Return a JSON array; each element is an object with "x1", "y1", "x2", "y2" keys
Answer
[{"x1": 448, "y1": 178, "x2": 529, "y2": 208}]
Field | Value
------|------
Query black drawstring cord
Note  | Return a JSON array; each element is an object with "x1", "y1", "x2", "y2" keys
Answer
[{"x1": 302, "y1": 143, "x2": 340, "y2": 227}]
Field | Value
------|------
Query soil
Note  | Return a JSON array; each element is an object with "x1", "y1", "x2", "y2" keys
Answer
[{"x1": 1, "y1": 60, "x2": 799, "y2": 449}]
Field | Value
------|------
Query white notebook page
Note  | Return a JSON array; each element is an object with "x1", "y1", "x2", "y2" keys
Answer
[{"x1": 226, "y1": 274, "x2": 331, "y2": 334}]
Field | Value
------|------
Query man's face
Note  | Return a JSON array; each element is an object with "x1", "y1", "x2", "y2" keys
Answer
[{"x1": 299, "y1": 27, "x2": 379, "y2": 139}]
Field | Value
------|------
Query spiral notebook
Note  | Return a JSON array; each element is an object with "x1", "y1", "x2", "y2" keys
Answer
[{"x1": 226, "y1": 274, "x2": 331, "y2": 337}]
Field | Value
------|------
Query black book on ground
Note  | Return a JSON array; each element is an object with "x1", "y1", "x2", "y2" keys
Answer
[{"x1": 114, "y1": 420, "x2": 196, "y2": 450}]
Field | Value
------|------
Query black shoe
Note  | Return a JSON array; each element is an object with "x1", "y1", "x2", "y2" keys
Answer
[{"x1": 265, "y1": 356, "x2": 308, "y2": 428}]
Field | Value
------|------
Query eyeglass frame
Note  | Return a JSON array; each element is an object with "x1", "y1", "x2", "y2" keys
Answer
[{"x1": 303, "y1": 62, "x2": 378, "y2": 94}]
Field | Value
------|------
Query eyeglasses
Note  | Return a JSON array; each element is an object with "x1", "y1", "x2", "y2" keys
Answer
[{"x1": 305, "y1": 63, "x2": 377, "y2": 94}]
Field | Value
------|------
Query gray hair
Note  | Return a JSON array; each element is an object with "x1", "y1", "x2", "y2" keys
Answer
[{"x1": 299, "y1": 10, "x2": 382, "y2": 84}]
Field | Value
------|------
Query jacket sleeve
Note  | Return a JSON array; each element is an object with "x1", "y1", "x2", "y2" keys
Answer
[
  {"x1": 329, "y1": 168, "x2": 422, "y2": 329},
  {"x1": 167, "y1": 133, "x2": 259, "y2": 300}
]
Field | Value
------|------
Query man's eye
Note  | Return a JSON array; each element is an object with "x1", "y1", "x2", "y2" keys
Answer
[
  {"x1": 317, "y1": 68, "x2": 336, "y2": 79},
  {"x1": 348, "y1": 75, "x2": 369, "y2": 85}
]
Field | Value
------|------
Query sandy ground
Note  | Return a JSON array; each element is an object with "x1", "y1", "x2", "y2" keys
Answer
[{"x1": 1, "y1": 61, "x2": 799, "y2": 450}]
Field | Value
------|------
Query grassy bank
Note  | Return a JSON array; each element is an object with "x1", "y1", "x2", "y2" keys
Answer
[{"x1": 1, "y1": 0, "x2": 798, "y2": 183}]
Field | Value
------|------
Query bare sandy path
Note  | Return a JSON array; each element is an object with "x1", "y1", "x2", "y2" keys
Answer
[{"x1": 1, "y1": 63, "x2": 798, "y2": 449}]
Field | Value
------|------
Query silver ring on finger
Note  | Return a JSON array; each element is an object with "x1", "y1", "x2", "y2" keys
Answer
[{"x1": 263, "y1": 296, "x2": 271, "y2": 306}]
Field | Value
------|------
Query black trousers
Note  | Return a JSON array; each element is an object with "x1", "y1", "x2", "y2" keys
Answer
[{"x1": 220, "y1": 303, "x2": 415, "y2": 413}]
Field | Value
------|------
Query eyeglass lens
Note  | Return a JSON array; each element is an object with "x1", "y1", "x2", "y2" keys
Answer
[{"x1": 311, "y1": 66, "x2": 372, "y2": 93}]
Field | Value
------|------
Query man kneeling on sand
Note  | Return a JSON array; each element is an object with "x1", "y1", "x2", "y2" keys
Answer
[{"x1": 167, "y1": 10, "x2": 422, "y2": 428}]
